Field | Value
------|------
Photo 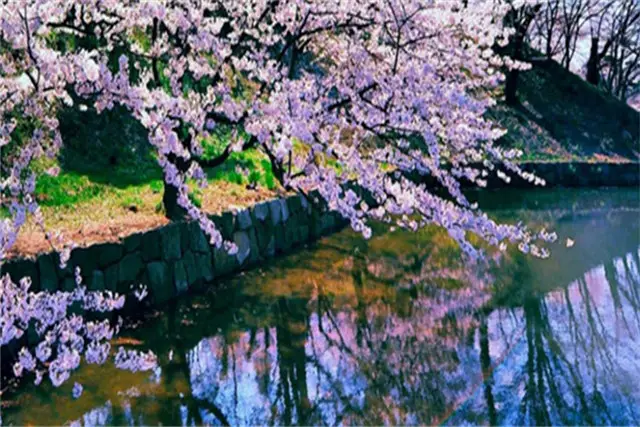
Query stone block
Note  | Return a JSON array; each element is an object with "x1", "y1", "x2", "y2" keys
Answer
[
  {"x1": 269, "y1": 199, "x2": 283, "y2": 225},
  {"x1": 252, "y1": 201, "x2": 270, "y2": 222},
  {"x1": 299, "y1": 225, "x2": 310, "y2": 243},
  {"x1": 182, "y1": 250, "x2": 200, "y2": 287},
  {"x1": 284, "y1": 225, "x2": 300, "y2": 248},
  {"x1": 104, "y1": 263, "x2": 119, "y2": 292},
  {"x1": 89, "y1": 270, "x2": 105, "y2": 292},
  {"x1": 274, "y1": 224, "x2": 286, "y2": 253},
  {"x1": 300, "y1": 194, "x2": 310, "y2": 213},
  {"x1": 188, "y1": 222, "x2": 211, "y2": 254},
  {"x1": 213, "y1": 245, "x2": 238, "y2": 277},
  {"x1": 280, "y1": 199, "x2": 290, "y2": 222},
  {"x1": 195, "y1": 253, "x2": 214, "y2": 282},
  {"x1": 287, "y1": 195, "x2": 303, "y2": 213},
  {"x1": 119, "y1": 252, "x2": 143, "y2": 284},
  {"x1": 309, "y1": 209, "x2": 323, "y2": 240},
  {"x1": 234, "y1": 230, "x2": 252, "y2": 265},
  {"x1": 147, "y1": 262, "x2": 173, "y2": 304},
  {"x1": 179, "y1": 222, "x2": 189, "y2": 253},
  {"x1": 38, "y1": 253, "x2": 59, "y2": 291},
  {"x1": 123, "y1": 233, "x2": 142, "y2": 253},
  {"x1": 284, "y1": 213, "x2": 302, "y2": 247},
  {"x1": 213, "y1": 211, "x2": 236, "y2": 239},
  {"x1": 95, "y1": 243, "x2": 124, "y2": 268},
  {"x1": 141, "y1": 229, "x2": 162, "y2": 261},
  {"x1": 161, "y1": 223, "x2": 182, "y2": 261},
  {"x1": 254, "y1": 221, "x2": 275, "y2": 257},
  {"x1": 61, "y1": 276, "x2": 76, "y2": 292},
  {"x1": 236, "y1": 209, "x2": 253, "y2": 230},
  {"x1": 248, "y1": 228, "x2": 260, "y2": 263},
  {"x1": 264, "y1": 235, "x2": 276, "y2": 257},
  {"x1": 70, "y1": 247, "x2": 97, "y2": 279},
  {"x1": 173, "y1": 260, "x2": 189, "y2": 295},
  {"x1": 321, "y1": 212, "x2": 337, "y2": 232}
]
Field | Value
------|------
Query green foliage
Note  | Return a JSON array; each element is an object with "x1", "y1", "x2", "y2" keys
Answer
[
  {"x1": 36, "y1": 172, "x2": 106, "y2": 206},
  {"x1": 205, "y1": 150, "x2": 277, "y2": 190},
  {"x1": 120, "y1": 194, "x2": 144, "y2": 210},
  {"x1": 200, "y1": 126, "x2": 277, "y2": 190},
  {"x1": 57, "y1": 104, "x2": 151, "y2": 174},
  {"x1": 131, "y1": 28, "x2": 152, "y2": 53},
  {"x1": 149, "y1": 180, "x2": 164, "y2": 194},
  {"x1": 29, "y1": 122, "x2": 276, "y2": 210}
]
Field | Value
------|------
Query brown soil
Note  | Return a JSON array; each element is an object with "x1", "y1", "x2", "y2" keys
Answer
[{"x1": 8, "y1": 181, "x2": 276, "y2": 259}]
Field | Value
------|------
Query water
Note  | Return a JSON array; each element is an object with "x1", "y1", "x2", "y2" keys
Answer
[{"x1": 2, "y1": 188, "x2": 640, "y2": 426}]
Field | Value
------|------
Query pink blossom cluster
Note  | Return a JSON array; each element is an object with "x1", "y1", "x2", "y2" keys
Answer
[{"x1": 1, "y1": 272, "x2": 156, "y2": 388}]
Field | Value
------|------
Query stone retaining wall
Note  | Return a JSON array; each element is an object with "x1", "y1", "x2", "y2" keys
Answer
[
  {"x1": 1, "y1": 194, "x2": 346, "y2": 311},
  {"x1": 3, "y1": 161, "x2": 638, "y2": 305}
]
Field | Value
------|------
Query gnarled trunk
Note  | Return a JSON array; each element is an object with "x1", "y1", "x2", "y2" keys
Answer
[
  {"x1": 163, "y1": 182, "x2": 187, "y2": 220},
  {"x1": 505, "y1": 35, "x2": 525, "y2": 106},
  {"x1": 162, "y1": 135, "x2": 192, "y2": 221},
  {"x1": 505, "y1": 67, "x2": 521, "y2": 106},
  {"x1": 586, "y1": 37, "x2": 600, "y2": 86}
]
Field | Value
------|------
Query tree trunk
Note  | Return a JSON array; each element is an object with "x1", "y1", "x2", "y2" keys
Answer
[
  {"x1": 586, "y1": 37, "x2": 600, "y2": 85},
  {"x1": 163, "y1": 181, "x2": 187, "y2": 220},
  {"x1": 505, "y1": 68, "x2": 520, "y2": 105},
  {"x1": 506, "y1": 34, "x2": 525, "y2": 106},
  {"x1": 503, "y1": 4, "x2": 540, "y2": 106}
]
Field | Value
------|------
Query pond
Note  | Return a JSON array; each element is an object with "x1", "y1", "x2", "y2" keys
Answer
[{"x1": 2, "y1": 188, "x2": 640, "y2": 426}]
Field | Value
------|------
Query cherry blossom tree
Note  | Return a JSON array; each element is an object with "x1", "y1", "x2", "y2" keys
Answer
[
  {"x1": 1, "y1": 0, "x2": 554, "y2": 261},
  {"x1": 1, "y1": 0, "x2": 557, "y2": 389}
]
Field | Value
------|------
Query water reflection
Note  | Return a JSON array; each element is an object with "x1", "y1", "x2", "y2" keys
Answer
[
  {"x1": 2, "y1": 189, "x2": 639, "y2": 426},
  {"x1": 450, "y1": 251, "x2": 640, "y2": 426}
]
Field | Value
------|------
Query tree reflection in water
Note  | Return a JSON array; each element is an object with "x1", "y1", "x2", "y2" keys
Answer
[
  {"x1": 180, "y1": 229, "x2": 494, "y2": 426},
  {"x1": 450, "y1": 250, "x2": 640, "y2": 426},
  {"x1": 2, "y1": 192, "x2": 640, "y2": 426},
  {"x1": 168, "y1": 246, "x2": 640, "y2": 425}
]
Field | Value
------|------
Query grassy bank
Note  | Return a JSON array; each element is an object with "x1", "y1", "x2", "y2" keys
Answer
[
  {"x1": 5, "y1": 129, "x2": 278, "y2": 257},
  {"x1": 489, "y1": 58, "x2": 639, "y2": 162}
]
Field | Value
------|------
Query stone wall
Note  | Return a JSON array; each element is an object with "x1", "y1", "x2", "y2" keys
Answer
[
  {"x1": 3, "y1": 161, "x2": 637, "y2": 303},
  {"x1": 1, "y1": 194, "x2": 346, "y2": 310}
]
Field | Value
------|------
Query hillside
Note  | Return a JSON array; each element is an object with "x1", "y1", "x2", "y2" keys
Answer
[{"x1": 490, "y1": 58, "x2": 640, "y2": 162}]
